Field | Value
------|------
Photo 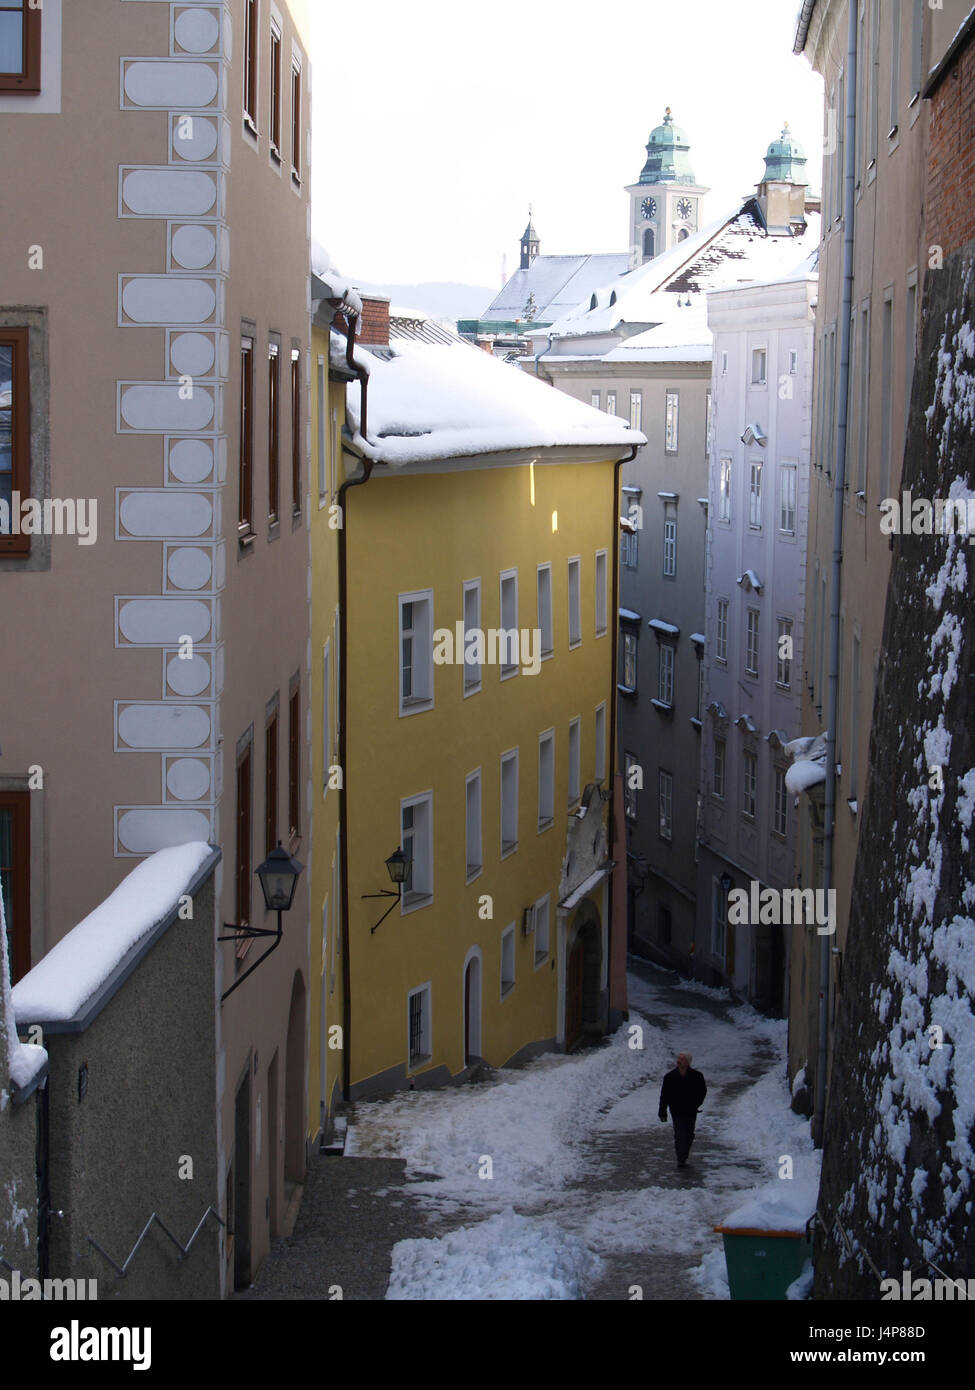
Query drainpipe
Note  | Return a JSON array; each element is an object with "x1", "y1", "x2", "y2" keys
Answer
[
  {"x1": 607, "y1": 444, "x2": 638, "y2": 1018},
  {"x1": 815, "y1": 0, "x2": 857, "y2": 1148},
  {"x1": 335, "y1": 309, "x2": 372, "y2": 1103},
  {"x1": 535, "y1": 332, "x2": 555, "y2": 377}
]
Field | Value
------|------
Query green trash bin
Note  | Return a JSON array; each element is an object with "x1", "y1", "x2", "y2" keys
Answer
[{"x1": 714, "y1": 1224, "x2": 812, "y2": 1300}]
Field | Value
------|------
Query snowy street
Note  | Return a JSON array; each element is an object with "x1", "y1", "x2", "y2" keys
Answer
[{"x1": 247, "y1": 959, "x2": 820, "y2": 1300}]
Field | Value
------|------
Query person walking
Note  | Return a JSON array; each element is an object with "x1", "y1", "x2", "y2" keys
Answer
[{"x1": 658, "y1": 1051, "x2": 707, "y2": 1168}]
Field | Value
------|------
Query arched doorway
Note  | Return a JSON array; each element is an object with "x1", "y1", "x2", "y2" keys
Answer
[
  {"x1": 284, "y1": 970, "x2": 306, "y2": 1185},
  {"x1": 565, "y1": 900, "x2": 602, "y2": 1052},
  {"x1": 462, "y1": 948, "x2": 482, "y2": 1065}
]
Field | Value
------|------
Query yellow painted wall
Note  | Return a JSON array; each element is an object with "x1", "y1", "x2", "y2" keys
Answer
[{"x1": 344, "y1": 455, "x2": 617, "y2": 1091}]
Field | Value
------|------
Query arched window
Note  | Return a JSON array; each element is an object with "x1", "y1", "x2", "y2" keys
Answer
[
  {"x1": 609, "y1": 291, "x2": 617, "y2": 306},
  {"x1": 589, "y1": 294, "x2": 598, "y2": 310},
  {"x1": 677, "y1": 228, "x2": 690, "y2": 242},
  {"x1": 643, "y1": 227, "x2": 655, "y2": 259}
]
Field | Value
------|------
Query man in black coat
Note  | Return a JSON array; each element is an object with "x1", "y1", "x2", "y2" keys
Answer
[{"x1": 658, "y1": 1052, "x2": 707, "y2": 1168}]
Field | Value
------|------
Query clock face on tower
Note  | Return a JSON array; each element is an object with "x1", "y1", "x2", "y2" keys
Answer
[
  {"x1": 676, "y1": 198, "x2": 694, "y2": 221},
  {"x1": 641, "y1": 197, "x2": 657, "y2": 220}
]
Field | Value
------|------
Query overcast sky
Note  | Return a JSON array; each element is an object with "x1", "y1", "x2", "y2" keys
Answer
[{"x1": 310, "y1": 0, "x2": 825, "y2": 290}]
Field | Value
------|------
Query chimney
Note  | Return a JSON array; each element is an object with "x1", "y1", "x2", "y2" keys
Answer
[{"x1": 357, "y1": 294, "x2": 390, "y2": 347}]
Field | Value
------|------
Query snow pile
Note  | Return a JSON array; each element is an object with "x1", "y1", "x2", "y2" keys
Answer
[
  {"x1": 786, "y1": 1261, "x2": 815, "y2": 1299},
  {"x1": 386, "y1": 1207, "x2": 601, "y2": 1300},
  {"x1": 1, "y1": 889, "x2": 46, "y2": 1103},
  {"x1": 784, "y1": 733, "x2": 827, "y2": 795},
  {"x1": 12, "y1": 842, "x2": 214, "y2": 1024},
  {"x1": 690, "y1": 1245, "x2": 731, "y2": 1299},
  {"x1": 346, "y1": 338, "x2": 644, "y2": 465},
  {"x1": 720, "y1": 1181, "x2": 818, "y2": 1232}
]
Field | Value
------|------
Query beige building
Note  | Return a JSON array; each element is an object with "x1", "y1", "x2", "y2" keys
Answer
[
  {"x1": 788, "y1": 0, "x2": 969, "y2": 1131},
  {"x1": 0, "y1": 0, "x2": 313, "y2": 1291}
]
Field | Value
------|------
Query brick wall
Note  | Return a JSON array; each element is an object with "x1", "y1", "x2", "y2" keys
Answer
[
  {"x1": 358, "y1": 296, "x2": 390, "y2": 347},
  {"x1": 927, "y1": 31, "x2": 975, "y2": 258}
]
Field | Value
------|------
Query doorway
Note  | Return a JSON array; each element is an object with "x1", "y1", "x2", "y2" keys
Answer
[
  {"x1": 463, "y1": 950, "x2": 482, "y2": 1065},
  {"x1": 284, "y1": 971, "x2": 307, "y2": 1186},
  {"x1": 233, "y1": 1068, "x2": 251, "y2": 1290},
  {"x1": 267, "y1": 1051, "x2": 279, "y2": 1236}
]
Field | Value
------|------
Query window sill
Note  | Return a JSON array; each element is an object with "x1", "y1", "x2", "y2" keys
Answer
[
  {"x1": 537, "y1": 817, "x2": 554, "y2": 833},
  {"x1": 407, "y1": 1053, "x2": 432, "y2": 1072},
  {"x1": 534, "y1": 952, "x2": 549, "y2": 968},
  {"x1": 238, "y1": 529, "x2": 256, "y2": 550},
  {"x1": 400, "y1": 697, "x2": 434, "y2": 716},
  {"x1": 270, "y1": 145, "x2": 282, "y2": 165},
  {"x1": 243, "y1": 116, "x2": 259, "y2": 142},
  {"x1": 401, "y1": 891, "x2": 433, "y2": 914},
  {"x1": 540, "y1": 648, "x2": 554, "y2": 661},
  {"x1": 500, "y1": 982, "x2": 514, "y2": 1001},
  {"x1": 690, "y1": 717, "x2": 702, "y2": 731},
  {"x1": 595, "y1": 628, "x2": 608, "y2": 639},
  {"x1": 501, "y1": 841, "x2": 518, "y2": 859},
  {"x1": 466, "y1": 865, "x2": 483, "y2": 883},
  {"x1": 267, "y1": 517, "x2": 280, "y2": 541},
  {"x1": 568, "y1": 640, "x2": 582, "y2": 652},
  {"x1": 463, "y1": 681, "x2": 482, "y2": 698},
  {"x1": 617, "y1": 683, "x2": 637, "y2": 696},
  {"x1": 291, "y1": 170, "x2": 302, "y2": 190},
  {"x1": 500, "y1": 665, "x2": 519, "y2": 681},
  {"x1": 651, "y1": 698, "x2": 674, "y2": 714}
]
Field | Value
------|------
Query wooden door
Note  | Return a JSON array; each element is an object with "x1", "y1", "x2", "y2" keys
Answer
[{"x1": 566, "y1": 939, "x2": 584, "y2": 1051}]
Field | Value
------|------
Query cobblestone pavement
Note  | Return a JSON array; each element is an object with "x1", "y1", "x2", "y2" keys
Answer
[{"x1": 244, "y1": 959, "x2": 782, "y2": 1300}]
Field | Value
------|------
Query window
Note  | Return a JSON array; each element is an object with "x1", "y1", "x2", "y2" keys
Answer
[
  {"x1": 534, "y1": 895, "x2": 550, "y2": 965},
  {"x1": 745, "y1": 609, "x2": 760, "y2": 676},
  {"x1": 594, "y1": 704, "x2": 606, "y2": 784},
  {"x1": 711, "y1": 878, "x2": 727, "y2": 960},
  {"x1": 236, "y1": 745, "x2": 253, "y2": 930},
  {"x1": 591, "y1": 390, "x2": 601, "y2": 410},
  {"x1": 243, "y1": 0, "x2": 258, "y2": 128},
  {"x1": 629, "y1": 390, "x2": 642, "y2": 432},
  {"x1": 624, "y1": 752, "x2": 639, "y2": 820},
  {"x1": 643, "y1": 227, "x2": 655, "y2": 259},
  {"x1": 401, "y1": 793, "x2": 433, "y2": 906},
  {"x1": 465, "y1": 770, "x2": 482, "y2": 879},
  {"x1": 658, "y1": 770, "x2": 673, "y2": 842},
  {"x1": 568, "y1": 718, "x2": 581, "y2": 807},
  {"x1": 0, "y1": 1, "x2": 41, "y2": 92},
  {"x1": 267, "y1": 343, "x2": 280, "y2": 522},
  {"x1": 880, "y1": 292, "x2": 893, "y2": 499},
  {"x1": 716, "y1": 599, "x2": 729, "y2": 663},
  {"x1": 868, "y1": 0, "x2": 880, "y2": 163},
  {"x1": 905, "y1": 276, "x2": 917, "y2": 432},
  {"x1": 657, "y1": 643, "x2": 674, "y2": 707},
  {"x1": 500, "y1": 749, "x2": 519, "y2": 856},
  {"x1": 537, "y1": 564, "x2": 553, "y2": 656},
  {"x1": 407, "y1": 984, "x2": 431, "y2": 1066},
  {"x1": 910, "y1": 0, "x2": 923, "y2": 100},
  {"x1": 742, "y1": 750, "x2": 757, "y2": 820},
  {"x1": 568, "y1": 557, "x2": 581, "y2": 648},
  {"x1": 400, "y1": 590, "x2": 434, "y2": 712},
  {"x1": 705, "y1": 389, "x2": 713, "y2": 457},
  {"x1": 621, "y1": 523, "x2": 638, "y2": 568},
  {"x1": 713, "y1": 737, "x2": 726, "y2": 799},
  {"x1": 321, "y1": 643, "x2": 330, "y2": 791},
  {"x1": 752, "y1": 348, "x2": 767, "y2": 385},
  {"x1": 594, "y1": 551, "x2": 607, "y2": 635},
  {"x1": 288, "y1": 684, "x2": 300, "y2": 840},
  {"x1": 718, "y1": 457, "x2": 732, "y2": 523},
  {"x1": 316, "y1": 358, "x2": 328, "y2": 500},
  {"x1": 621, "y1": 629, "x2": 637, "y2": 689},
  {"x1": 663, "y1": 510, "x2": 677, "y2": 578},
  {"x1": 856, "y1": 302, "x2": 870, "y2": 500},
  {"x1": 239, "y1": 338, "x2": 254, "y2": 537},
  {"x1": 270, "y1": 22, "x2": 282, "y2": 154},
  {"x1": 291, "y1": 350, "x2": 301, "y2": 514},
  {"x1": 776, "y1": 618, "x2": 793, "y2": 688},
  {"x1": 500, "y1": 568, "x2": 518, "y2": 678},
  {"x1": 538, "y1": 731, "x2": 555, "y2": 830},
  {"x1": 850, "y1": 634, "x2": 862, "y2": 798},
  {"x1": 749, "y1": 460, "x2": 763, "y2": 528},
  {"x1": 265, "y1": 711, "x2": 279, "y2": 854},
  {"x1": 789, "y1": 349, "x2": 799, "y2": 375},
  {"x1": 500, "y1": 925, "x2": 515, "y2": 997},
  {"x1": 696, "y1": 657, "x2": 704, "y2": 722},
  {"x1": 0, "y1": 328, "x2": 30, "y2": 556},
  {"x1": 665, "y1": 391, "x2": 679, "y2": 452},
  {"x1": 774, "y1": 768, "x2": 788, "y2": 837},
  {"x1": 721, "y1": 350, "x2": 729, "y2": 376},
  {"x1": 291, "y1": 60, "x2": 302, "y2": 181},
  {"x1": 463, "y1": 579, "x2": 481, "y2": 692},
  {"x1": 0, "y1": 790, "x2": 30, "y2": 983},
  {"x1": 606, "y1": 391, "x2": 617, "y2": 416},
  {"x1": 779, "y1": 464, "x2": 797, "y2": 534}
]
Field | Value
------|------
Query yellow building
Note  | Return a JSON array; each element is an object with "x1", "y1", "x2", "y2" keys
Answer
[{"x1": 313, "y1": 303, "x2": 642, "y2": 1099}]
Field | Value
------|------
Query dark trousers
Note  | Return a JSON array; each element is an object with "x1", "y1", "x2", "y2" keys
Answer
[{"x1": 672, "y1": 1112, "x2": 697, "y2": 1163}]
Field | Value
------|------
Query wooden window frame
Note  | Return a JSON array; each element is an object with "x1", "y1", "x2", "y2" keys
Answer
[
  {"x1": 264, "y1": 713, "x2": 278, "y2": 857},
  {"x1": 290, "y1": 349, "x2": 301, "y2": 515},
  {"x1": 267, "y1": 342, "x2": 280, "y2": 524},
  {"x1": 0, "y1": 328, "x2": 31, "y2": 557},
  {"x1": 269, "y1": 22, "x2": 282, "y2": 156},
  {"x1": 0, "y1": 790, "x2": 31, "y2": 984},
  {"x1": 0, "y1": 3, "x2": 41, "y2": 93},
  {"x1": 239, "y1": 338, "x2": 254, "y2": 541},
  {"x1": 243, "y1": 0, "x2": 258, "y2": 131},
  {"x1": 236, "y1": 746, "x2": 253, "y2": 945},
  {"x1": 288, "y1": 685, "x2": 300, "y2": 844},
  {"x1": 291, "y1": 60, "x2": 302, "y2": 183}
]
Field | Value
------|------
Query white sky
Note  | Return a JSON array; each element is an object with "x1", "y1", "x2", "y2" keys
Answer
[{"x1": 310, "y1": 0, "x2": 825, "y2": 290}]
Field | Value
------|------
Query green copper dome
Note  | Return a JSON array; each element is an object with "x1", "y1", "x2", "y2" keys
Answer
[
  {"x1": 639, "y1": 108, "x2": 696, "y2": 185},
  {"x1": 762, "y1": 122, "x2": 808, "y2": 184}
]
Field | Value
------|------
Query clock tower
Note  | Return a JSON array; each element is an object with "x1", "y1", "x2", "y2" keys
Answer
[{"x1": 624, "y1": 109, "x2": 710, "y2": 266}]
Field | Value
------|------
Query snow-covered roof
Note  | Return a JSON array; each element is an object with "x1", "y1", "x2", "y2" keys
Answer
[
  {"x1": 619, "y1": 607, "x2": 642, "y2": 622},
  {"x1": 648, "y1": 618, "x2": 679, "y2": 636},
  {"x1": 13, "y1": 843, "x2": 217, "y2": 1027},
  {"x1": 738, "y1": 568, "x2": 764, "y2": 593},
  {"x1": 481, "y1": 253, "x2": 631, "y2": 324},
  {"x1": 2, "y1": 890, "x2": 47, "y2": 1101},
  {"x1": 784, "y1": 733, "x2": 828, "y2": 796},
  {"x1": 344, "y1": 335, "x2": 645, "y2": 466}
]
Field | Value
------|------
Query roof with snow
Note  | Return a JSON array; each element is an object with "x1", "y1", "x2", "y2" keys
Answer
[
  {"x1": 339, "y1": 332, "x2": 645, "y2": 467},
  {"x1": 480, "y1": 253, "x2": 631, "y2": 326},
  {"x1": 534, "y1": 199, "x2": 821, "y2": 362}
]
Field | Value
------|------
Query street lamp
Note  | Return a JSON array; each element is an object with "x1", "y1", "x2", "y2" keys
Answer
[
  {"x1": 362, "y1": 847, "x2": 412, "y2": 933},
  {"x1": 719, "y1": 871, "x2": 733, "y2": 895},
  {"x1": 220, "y1": 841, "x2": 304, "y2": 1001}
]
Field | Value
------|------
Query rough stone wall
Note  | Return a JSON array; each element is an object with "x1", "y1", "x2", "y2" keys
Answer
[{"x1": 814, "y1": 245, "x2": 975, "y2": 1296}]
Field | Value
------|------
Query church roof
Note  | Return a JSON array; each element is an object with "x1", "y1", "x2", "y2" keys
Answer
[
  {"x1": 762, "y1": 123, "x2": 808, "y2": 185},
  {"x1": 638, "y1": 108, "x2": 696, "y2": 185},
  {"x1": 480, "y1": 252, "x2": 631, "y2": 325}
]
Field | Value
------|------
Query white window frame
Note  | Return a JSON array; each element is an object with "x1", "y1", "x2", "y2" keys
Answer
[
  {"x1": 789, "y1": 348, "x2": 799, "y2": 375},
  {"x1": 657, "y1": 643, "x2": 675, "y2": 707},
  {"x1": 629, "y1": 390, "x2": 642, "y2": 432},
  {"x1": 500, "y1": 748, "x2": 519, "y2": 858},
  {"x1": 537, "y1": 730, "x2": 555, "y2": 831},
  {"x1": 594, "y1": 550, "x2": 608, "y2": 636},
  {"x1": 774, "y1": 767, "x2": 788, "y2": 838},
  {"x1": 500, "y1": 924, "x2": 515, "y2": 999},
  {"x1": 568, "y1": 717, "x2": 581, "y2": 808},
  {"x1": 463, "y1": 578, "x2": 482, "y2": 695},
  {"x1": 465, "y1": 769, "x2": 482, "y2": 881},
  {"x1": 406, "y1": 982, "x2": 432, "y2": 1069},
  {"x1": 594, "y1": 703, "x2": 606, "y2": 784},
  {"x1": 662, "y1": 511, "x2": 677, "y2": 578},
  {"x1": 776, "y1": 617, "x2": 793, "y2": 689},
  {"x1": 622, "y1": 628, "x2": 638, "y2": 690},
  {"x1": 400, "y1": 791, "x2": 434, "y2": 911},
  {"x1": 568, "y1": 556, "x2": 582, "y2": 649},
  {"x1": 716, "y1": 598, "x2": 729, "y2": 664},
  {"x1": 665, "y1": 390, "x2": 679, "y2": 453},
  {"x1": 779, "y1": 463, "x2": 797, "y2": 535},
  {"x1": 718, "y1": 457, "x2": 732, "y2": 523},
  {"x1": 322, "y1": 639, "x2": 330, "y2": 793},
  {"x1": 399, "y1": 589, "x2": 434, "y2": 715},
  {"x1": 658, "y1": 769, "x2": 673, "y2": 842},
  {"x1": 713, "y1": 736, "x2": 726, "y2": 799},
  {"x1": 499, "y1": 568, "x2": 519, "y2": 680},
  {"x1": 746, "y1": 608, "x2": 760, "y2": 677},
  {"x1": 533, "y1": 894, "x2": 551, "y2": 966},
  {"x1": 721, "y1": 350, "x2": 729, "y2": 376},
  {"x1": 606, "y1": 390, "x2": 617, "y2": 416},
  {"x1": 537, "y1": 563, "x2": 553, "y2": 658},
  {"x1": 317, "y1": 356, "x2": 327, "y2": 502},
  {"x1": 752, "y1": 346, "x2": 767, "y2": 386},
  {"x1": 749, "y1": 460, "x2": 763, "y2": 529},
  {"x1": 742, "y1": 751, "x2": 757, "y2": 820},
  {"x1": 624, "y1": 751, "x2": 639, "y2": 820},
  {"x1": 591, "y1": 390, "x2": 601, "y2": 410}
]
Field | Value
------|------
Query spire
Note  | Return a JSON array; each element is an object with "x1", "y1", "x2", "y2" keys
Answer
[
  {"x1": 520, "y1": 206, "x2": 539, "y2": 270},
  {"x1": 639, "y1": 108, "x2": 696, "y2": 185},
  {"x1": 762, "y1": 121, "x2": 808, "y2": 185}
]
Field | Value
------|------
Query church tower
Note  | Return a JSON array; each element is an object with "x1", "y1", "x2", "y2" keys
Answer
[
  {"x1": 756, "y1": 123, "x2": 810, "y2": 234},
  {"x1": 624, "y1": 109, "x2": 710, "y2": 266},
  {"x1": 520, "y1": 211, "x2": 539, "y2": 270}
]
